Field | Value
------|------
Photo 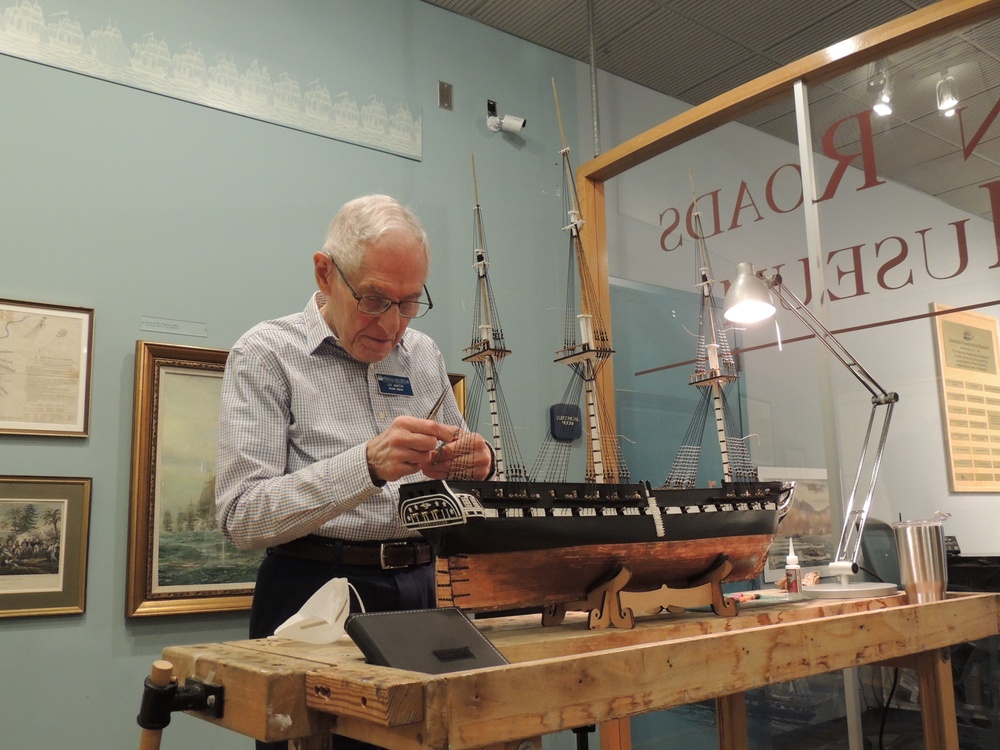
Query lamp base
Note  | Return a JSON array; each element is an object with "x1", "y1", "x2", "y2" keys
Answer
[{"x1": 803, "y1": 581, "x2": 899, "y2": 599}]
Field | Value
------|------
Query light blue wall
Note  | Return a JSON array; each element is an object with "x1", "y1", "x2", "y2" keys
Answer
[{"x1": 0, "y1": 2, "x2": 582, "y2": 747}]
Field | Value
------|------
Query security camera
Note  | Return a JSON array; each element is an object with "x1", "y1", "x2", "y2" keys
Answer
[
  {"x1": 486, "y1": 99, "x2": 526, "y2": 134},
  {"x1": 499, "y1": 115, "x2": 525, "y2": 133}
]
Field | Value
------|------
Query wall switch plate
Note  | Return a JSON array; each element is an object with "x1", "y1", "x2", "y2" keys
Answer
[{"x1": 438, "y1": 81, "x2": 453, "y2": 110}]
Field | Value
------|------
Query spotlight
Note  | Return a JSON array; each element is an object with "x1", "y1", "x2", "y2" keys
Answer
[
  {"x1": 486, "y1": 99, "x2": 526, "y2": 134},
  {"x1": 873, "y1": 90, "x2": 892, "y2": 117},
  {"x1": 937, "y1": 74, "x2": 958, "y2": 117},
  {"x1": 868, "y1": 60, "x2": 892, "y2": 117}
]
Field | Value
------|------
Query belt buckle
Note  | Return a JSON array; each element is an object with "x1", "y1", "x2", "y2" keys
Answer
[{"x1": 379, "y1": 542, "x2": 410, "y2": 570}]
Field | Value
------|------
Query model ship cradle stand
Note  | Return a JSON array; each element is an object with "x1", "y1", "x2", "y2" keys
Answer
[{"x1": 541, "y1": 556, "x2": 738, "y2": 629}]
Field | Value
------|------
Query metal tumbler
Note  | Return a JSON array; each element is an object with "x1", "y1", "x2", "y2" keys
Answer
[{"x1": 892, "y1": 512, "x2": 950, "y2": 604}]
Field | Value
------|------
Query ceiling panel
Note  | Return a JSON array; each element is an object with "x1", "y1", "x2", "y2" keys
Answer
[{"x1": 422, "y1": 0, "x2": 1000, "y2": 220}]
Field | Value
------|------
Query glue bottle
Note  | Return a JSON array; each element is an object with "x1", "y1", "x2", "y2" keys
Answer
[{"x1": 785, "y1": 537, "x2": 803, "y2": 601}]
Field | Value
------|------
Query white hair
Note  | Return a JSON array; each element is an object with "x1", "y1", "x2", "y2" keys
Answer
[{"x1": 322, "y1": 194, "x2": 429, "y2": 273}]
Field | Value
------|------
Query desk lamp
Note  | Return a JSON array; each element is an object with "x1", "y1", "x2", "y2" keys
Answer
[{"x1": 724, "y1": 263, "x2": 899, "y2": 598}]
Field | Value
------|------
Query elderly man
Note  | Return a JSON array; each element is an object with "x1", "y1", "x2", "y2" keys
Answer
[{"x1": 216, "y1": 194, "x2": 493, "y2": 750}]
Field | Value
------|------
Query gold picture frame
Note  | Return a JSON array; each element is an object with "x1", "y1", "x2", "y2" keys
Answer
[
  {"x1": 0, "y1": 476, "x2": 91, "y2": 618},
  {"x1": 126, "y1": 341, "x2": 262, "y2": 618},
  {"x1": 0, "y1": 298, "x2": 94, "y2": 436},
  {"x1": 448, "y1": 373, "x2": 466, "y2": 418}
]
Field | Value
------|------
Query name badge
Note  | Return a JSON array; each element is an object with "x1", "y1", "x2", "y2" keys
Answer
[{"x1": 376, "y1": 373, "x2": 413, "y2": 396}]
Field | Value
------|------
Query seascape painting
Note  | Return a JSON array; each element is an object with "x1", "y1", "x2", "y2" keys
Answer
[
  {"x1": 758, "y1": 467, "x2": 835, "y2": 582},
  {"x1": 150, "y1": 365, "x2": 261, "y2": 594}
]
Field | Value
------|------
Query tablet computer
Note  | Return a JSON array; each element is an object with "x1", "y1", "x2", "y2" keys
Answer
[{"x1": 345, "y1": 607, "x2": 508, "y2": 674}]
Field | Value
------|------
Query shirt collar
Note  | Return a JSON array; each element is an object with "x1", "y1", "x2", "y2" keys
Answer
[{"x1": 305, "y1": 291, "x2": 411, "y2": 358}]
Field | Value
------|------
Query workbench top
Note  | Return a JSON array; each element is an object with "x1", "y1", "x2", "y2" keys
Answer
[{"x1": 162, "y1": 593, "x2": 1000, "y2": 749}]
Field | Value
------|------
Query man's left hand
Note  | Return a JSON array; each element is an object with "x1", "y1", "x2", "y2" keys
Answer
[{"x1": 418, "y1": 430, "x2": 492, "y2": 481}]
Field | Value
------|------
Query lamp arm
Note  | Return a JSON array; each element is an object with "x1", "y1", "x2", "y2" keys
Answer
[
  {"x1": 769, "y1": 280, "x2": 893, "y2": 404},
  {"x1": 768, "y1": 277, "x2": 899, "y2": 571}
]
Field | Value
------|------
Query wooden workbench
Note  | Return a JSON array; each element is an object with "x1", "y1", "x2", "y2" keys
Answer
[{"x1": 161, "y1": 592, "x2": 1000, "y2": 750}]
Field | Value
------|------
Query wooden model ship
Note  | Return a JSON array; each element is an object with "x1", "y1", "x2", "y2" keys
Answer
[{"x1": 399, "y1": 101, "x2": 791, "y2": 627}]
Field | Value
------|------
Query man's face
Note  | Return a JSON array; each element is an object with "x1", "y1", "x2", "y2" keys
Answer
[{"x1": 317, "y1": 230, "x2": 428, "y2": 363}]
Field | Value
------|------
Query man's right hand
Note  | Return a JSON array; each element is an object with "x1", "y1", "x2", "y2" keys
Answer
[{"x1": 365, "y1": 415, "x2": 463, "y2": 483}]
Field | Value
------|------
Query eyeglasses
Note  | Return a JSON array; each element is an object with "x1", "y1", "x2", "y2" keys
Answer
[{"x1": 330, "y1": 257, "x2": 433, "y2": 319}]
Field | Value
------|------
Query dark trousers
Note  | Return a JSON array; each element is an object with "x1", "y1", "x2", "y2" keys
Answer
[{"x1": 250, "y1": 550, "x2": 436, "y2": 750}]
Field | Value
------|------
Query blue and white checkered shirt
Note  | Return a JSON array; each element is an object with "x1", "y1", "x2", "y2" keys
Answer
[{"x1": 216, "y1": 292, "x2": 465, "y2": 550}]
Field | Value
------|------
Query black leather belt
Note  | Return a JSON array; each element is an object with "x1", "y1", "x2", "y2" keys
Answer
[{"x1": 269, "y1": 535, "x2": 432, "y2": 570}]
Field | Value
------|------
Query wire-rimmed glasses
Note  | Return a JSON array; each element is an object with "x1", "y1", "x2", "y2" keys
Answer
[{"x1": 330, "y1": 256, "x2": 433, "y2": 318}]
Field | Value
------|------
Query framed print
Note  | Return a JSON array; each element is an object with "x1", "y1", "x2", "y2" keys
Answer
[
  {"x1": 0, "y1": 298, "x2": 94, "y2": 436},
  {"x1": 758, "y1": 467, "x2": 834, "y2": 583},
  {"x1": 0, "y1": 476, "x2": 91, "y2": 618},
  {"x1": 127, "y1": 341, "x2": 262, "y2": 617}
]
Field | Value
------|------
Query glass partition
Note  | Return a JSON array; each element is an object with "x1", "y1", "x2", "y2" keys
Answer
[
  {"x1": 595, "y1": 3, "x2": 1000, "y2": 748},
  {"x1": 606, "y1": 87, "x2": 844, "y2": 750},
  {"x1": 804, "y1": 14, "x2": 1000, "y2": 552},
  {"x1": 607, "y1": 88, "x2": 817, "y2": 495}
]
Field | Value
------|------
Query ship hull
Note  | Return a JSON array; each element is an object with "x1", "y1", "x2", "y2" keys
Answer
[{"x1": 398, "y1": 479, "x2": 790, "y2": 613}]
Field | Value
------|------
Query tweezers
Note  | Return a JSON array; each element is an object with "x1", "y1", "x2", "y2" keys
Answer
[
  {"x1": 425, "y1": 384, "x2": 451, "y2": 420},
  {"x1": 426, "y1": 384, "x2": 453, "y2": 465}
]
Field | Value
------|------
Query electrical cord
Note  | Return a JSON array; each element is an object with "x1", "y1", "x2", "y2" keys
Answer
[{"x1": 856, "y1": 564, "x2": 882, "y2": 581}]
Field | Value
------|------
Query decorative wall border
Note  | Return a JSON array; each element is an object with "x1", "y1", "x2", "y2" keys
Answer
[{"x1": 0, "y1": 0, "x2": 421, "y2": 159}]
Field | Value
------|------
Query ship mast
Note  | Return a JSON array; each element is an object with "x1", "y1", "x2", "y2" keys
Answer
[
  {"x1": 462, "y1": 155, "x2": 527, "y2": 481},
  {"x1": 533, "y1": 79, "x2": 628, "y2": 485},
  {"x1": 663, "y1": 183, "x2": 756, "y2": 489},
  {"x1": 692, "y1": 211, "x2": 738, "y2": 483}
]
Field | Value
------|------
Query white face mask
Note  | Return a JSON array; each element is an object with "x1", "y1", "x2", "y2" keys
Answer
[{"x1": 271, "y1": 578, "x2": 365, "y2": 644}]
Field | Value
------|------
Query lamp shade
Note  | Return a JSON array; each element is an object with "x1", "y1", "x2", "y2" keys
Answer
[{"x1": 724, "y1": 262, "x2": 775, "y2": 324}]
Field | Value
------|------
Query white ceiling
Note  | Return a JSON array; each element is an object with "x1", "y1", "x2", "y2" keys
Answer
[{"x1": 422, "y1": 0, "x2": 1000, "y2": 220}]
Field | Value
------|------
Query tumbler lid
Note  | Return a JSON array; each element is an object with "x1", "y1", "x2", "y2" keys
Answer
[{"x1": 892, "y1": 510, "x2": 950, "y2": 529}]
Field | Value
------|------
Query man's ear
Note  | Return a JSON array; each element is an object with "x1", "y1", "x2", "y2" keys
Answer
[{"x1": 314, "y1": 252, "x2": 335, "y2": 293}]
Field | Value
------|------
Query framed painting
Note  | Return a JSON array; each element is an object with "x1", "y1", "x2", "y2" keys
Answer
[
  {"x1": 126, "y1": 341, "x2": 262, "y2": 617},
  {"x1": 0, "y1": 476, "x2": 91, "y2": 618},
  {"x1": 0, "y1": 298, "x2": 94, "y2": 436},
  {"x1": 758, "y1": 467, "x2": 835, "y2": 583}
]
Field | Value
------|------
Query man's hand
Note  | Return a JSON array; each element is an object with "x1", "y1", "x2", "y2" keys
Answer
[
  {"x1": 365, "y1": 416, "x2": 471, "y2": 483},
  {"x1": 420, "y1": 430, "x2": 493, "y2": 481}
]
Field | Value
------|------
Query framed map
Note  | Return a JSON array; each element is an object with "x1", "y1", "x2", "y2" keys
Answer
[{"x1": 0, "y1": 298, "x2": 94, "y2": 436}]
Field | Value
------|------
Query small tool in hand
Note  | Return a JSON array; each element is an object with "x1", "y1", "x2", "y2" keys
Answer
[
  {"x1": 425, "y1": 384, "x2": 451, "y2": 420},
  {"x1": 425, "y1": 384, "x2": 453, "y2": 464}
]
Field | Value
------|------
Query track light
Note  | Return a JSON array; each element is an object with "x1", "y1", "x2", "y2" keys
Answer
[
  {"x1": 872, "y1": 90, "x2": 892, "y2": 117},
  {"x1": 486, "y1": 99, "x2": 526, "y2": 134},
  {"x1": 937, "y1": 74, "x2": 958, "y2": 117},
  {"x1": 868, "y1": 60, "x2": 892, "y2": 117}
]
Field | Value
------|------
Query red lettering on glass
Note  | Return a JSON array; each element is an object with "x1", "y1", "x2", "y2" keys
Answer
[
  {"x1": 728, "y1": 181, "x2": 766, "y2": 230},
  {"x1": 816, "y1": 110, "x2": 886, "y2": 202},
  {"x1": 916, "y1": 222, "x2": 969, "y2": 280},
  {"x1": 874, "y1": 236, "x2": 914, "y2": 291}
]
